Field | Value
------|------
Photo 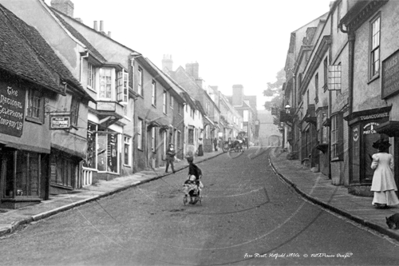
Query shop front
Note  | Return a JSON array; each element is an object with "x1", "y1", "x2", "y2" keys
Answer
[
  {"x1": 0, "y1": 79, "x2": 52, "y2": 209},
  {"x1": 347, "y1": 106, "x2": 391, "y2": 185}
]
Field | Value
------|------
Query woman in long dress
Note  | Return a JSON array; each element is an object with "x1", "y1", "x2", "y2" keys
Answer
[{"x1": 370, "y1": 139, "x2": 399, "y2": 208}]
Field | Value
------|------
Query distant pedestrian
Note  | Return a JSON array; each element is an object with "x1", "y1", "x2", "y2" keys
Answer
[
  {"x1": 197, "y1": 138, "x2": 204, "y2": 156},
  {"x1": 213, "y1": 137, "x2": 218, "y2": 151},
  {"x1": 370, "y1": 139, "x2": 399, "y2": 208},
  {"x1": 165, "y1": 144, "x2": 176, "y2": 173}
]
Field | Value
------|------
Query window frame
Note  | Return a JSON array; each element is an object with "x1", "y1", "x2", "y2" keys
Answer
[
  {"x1": 87, "y1": 62, "x2": 96, "y2": 91},
  {"x1": 99, "y1": 68, "x2": 113, "y2": 100},
  {"x1": 369, "y1": 14, "x2": 381, "y2": 81},
  {"x1": 70, "y1": 96, "x2": 79, "y2": 127},
  {"x1": 26, "y1": 88, "x2": 44, "y2": 124},
  {"x1": 137, "y1": 118, "x2": 143, "y2": 150},
  {"x1": 151, "y1": 80, "x2": 156, "y2": 107},
  {"x1": 123, "y1": 136, "x2": 131, "y2": 166},
  {"x1": 138, "y1": 67, "x2": 143, "y2": 96},
  {"x1": 163, "y1": 90, "x2": 167, "y2": 114}
]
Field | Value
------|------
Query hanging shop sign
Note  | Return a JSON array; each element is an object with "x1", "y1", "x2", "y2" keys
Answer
[
  {"x1": 382, "y1": 49, "x2": 399, "y2": 99},
  {"x1": 50, "y1": 113, "x2": 71, "y2": 130},
  {"x1": 0, "y1": 83, "x2": 25, "y2": 137}
]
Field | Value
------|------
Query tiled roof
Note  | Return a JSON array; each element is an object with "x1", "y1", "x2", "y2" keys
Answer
[
  {"x1": 0, "y1": 4, "x2": 64, "y2": 94},
  {"x1": 51, "y1": 10, "x2": 106, "y2": 62}
]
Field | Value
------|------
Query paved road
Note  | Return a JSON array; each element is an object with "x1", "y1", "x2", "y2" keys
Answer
[{"x1": 1, "y1": 148, "x2": 399, "y2": 266}]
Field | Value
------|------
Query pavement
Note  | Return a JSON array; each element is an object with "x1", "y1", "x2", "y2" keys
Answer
[
  {"x1": 269, "y1": 146, "x2": 399, "y2": 242},
  {"x1": 1, "y1": 146, "x2": 399, "y2": 243}
]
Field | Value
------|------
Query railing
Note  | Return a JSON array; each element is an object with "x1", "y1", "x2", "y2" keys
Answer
[{"x1": 82, "y1": 167, "x2": 93, "y2": 187}]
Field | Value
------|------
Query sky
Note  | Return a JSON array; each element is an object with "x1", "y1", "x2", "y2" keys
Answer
[{"x1": 45, "y1": 0, "x2": 333, "y2": 109}]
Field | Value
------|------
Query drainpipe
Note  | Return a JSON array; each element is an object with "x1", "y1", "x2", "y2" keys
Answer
[{"x1": 341, "y1": 22, "x2": 355, "y2": 185}]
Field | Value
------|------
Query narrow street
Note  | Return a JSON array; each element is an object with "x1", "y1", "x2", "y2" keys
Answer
[{"x1": 1, "y1": 148, "x2": 399, "y2": 266}]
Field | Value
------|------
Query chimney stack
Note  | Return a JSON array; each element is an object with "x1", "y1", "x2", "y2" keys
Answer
[
  {"x1": 108, "y1": 31, "x2": 112, "y2": 38},
  {"x1": 185, "y1": 62, "x2": 199, "y2": 79},
  {"x1": 162, "y1": 54, "x2": 173, "y2": 72},
  {"x1": 51, "y1": 0, "x2": 74, "y2": 17},
  {"x1": 93, "y1": 21, "x2": 98, "y2": 31},
  {"x1": 232, "y1": 84, "x2": 244, "y2": 106}
]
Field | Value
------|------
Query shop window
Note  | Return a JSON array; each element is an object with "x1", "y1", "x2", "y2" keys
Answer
[
  {"x1": 26, "y1": 88, "x2": 44, "y2": 124},
  {"x1": 5, "y1": 151, "x2": 41, "y2": 198},
  {"x1": 97, "y1": 131, "x2": 119, "y2": 173},
  {"x1": 84, "y1": 123, "x2": 97, "y2": 169},
  {"x1": 50, "y1": 152, "x2": 76, "y2": 188}
]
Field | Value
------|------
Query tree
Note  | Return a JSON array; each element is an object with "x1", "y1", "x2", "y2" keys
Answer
[{"x1": 263, "y1": 68, "x2": 285, "y2": 111}]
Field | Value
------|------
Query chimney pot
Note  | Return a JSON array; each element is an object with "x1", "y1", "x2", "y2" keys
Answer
[
  {"x1": 108, "y1": 31, "x2": 111, "y2": 38},
  {"x1": 94, "y1": 20, "x2": 98, "y2": 31},
  {"x1": 100, "y1": 20, "x2": 104, "y2": 32}
]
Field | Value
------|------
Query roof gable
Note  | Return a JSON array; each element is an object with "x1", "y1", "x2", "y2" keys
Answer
[{"x1": 0, "y1": 4, "x2": 64, "y2": 94}]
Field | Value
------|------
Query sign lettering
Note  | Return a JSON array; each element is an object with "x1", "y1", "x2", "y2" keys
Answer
[{"x1": 0, "y1": 82, "x2": 25, "y2": 137}]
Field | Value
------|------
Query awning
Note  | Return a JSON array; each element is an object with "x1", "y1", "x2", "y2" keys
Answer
[{"x1": 375, "y1": 120, "x2": 399, "y2": 137}]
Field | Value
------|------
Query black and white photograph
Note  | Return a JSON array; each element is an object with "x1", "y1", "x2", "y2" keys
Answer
[{"x1": 1, "y1": 0, "x2": 399, "y2": 265}]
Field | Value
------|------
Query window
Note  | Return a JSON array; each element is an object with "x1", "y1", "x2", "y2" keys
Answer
[
  {"x1": 243, "y1": 110, "x2": 249, "y2": 122},
  {"x1": 170, "y1": 94, "x2": 174, "y2": 109},
  {"x1": 138, "y1": 67, "x2": 143, "y2": 96},
  {"x1": 50, "y1": 151, "x2": 76, "y2": 188},
  {"x1": 27, "y1": 88, "x2": 44, "y2": 123},
  {"x1": 315, "y1": 73, "x2": 319, "y2": 103},
  {"x1": 15, "y1": 151, "x2": 41, "y2": 197},
  {"x1": 163, "y1": 90, "x2": 167, "y2": 114},
  {"x1": 70, "y1": 96, "x2": 79, "y2": 127},
  {"x1": 331, "y1": 113, "x2": 343, "y2": 161},
  {"x1": 151, "y1": 127, "x2": 156, "y2": 152},
  {"x1": 323, "y1": 58, "x2": 328, "y2": 92},
  {"x1": 99, "y1": 68, "x2": 112, "y2": 99},
  {"x1": 328, "y1": 64, "x2": 342, "y2": 91},
  {"x1": 87, "y1": 63, "x2": 96, "y2": 89},
  {"x1": 137, "y1": 118, "x2": 143, "y2": 150},
  {"x1": 124, "y1": 136, "x2": 131, "y2": 166},
  {"x1": 178, "y1": 103, "x2": 182, "y2": 115},
  {"x1": 188, "y1": 128, "x2": 194, "y2": 144},
  {"x1": 177, "y1": 130, "x2": 181, "y2": 153},
  {"x1": 117, "y1": 70, "x2": 129, "y2": 104},
  {"x1": 151, "y1": 80, "x2": 156, "y2": 106},
  {"x1": 370, "y1": 16, "x2": 381, "y2": 79}
]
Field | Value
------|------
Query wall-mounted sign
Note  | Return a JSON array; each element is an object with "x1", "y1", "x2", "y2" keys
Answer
[
  {"x1": 0, "y1": 83, "x2": 25, "y2": 137},
  {"x1": 382, "y1": 49, "x2": 399, "y2": 99},
  {"x1": 50, "y1": 113, "x2": 71, "y2": 130},
  {"x1": 353, "y1": 128, "x2": 359, "y2": 142}
]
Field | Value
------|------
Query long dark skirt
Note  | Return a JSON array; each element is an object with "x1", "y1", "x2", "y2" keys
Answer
[{"x1": 198, "y1": 145, "x2": 204, "y2": 156}]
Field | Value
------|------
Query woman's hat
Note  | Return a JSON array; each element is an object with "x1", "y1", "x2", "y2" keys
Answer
[{"x1": 372, "y1": 139, "x2": 391, "y2": 150}]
